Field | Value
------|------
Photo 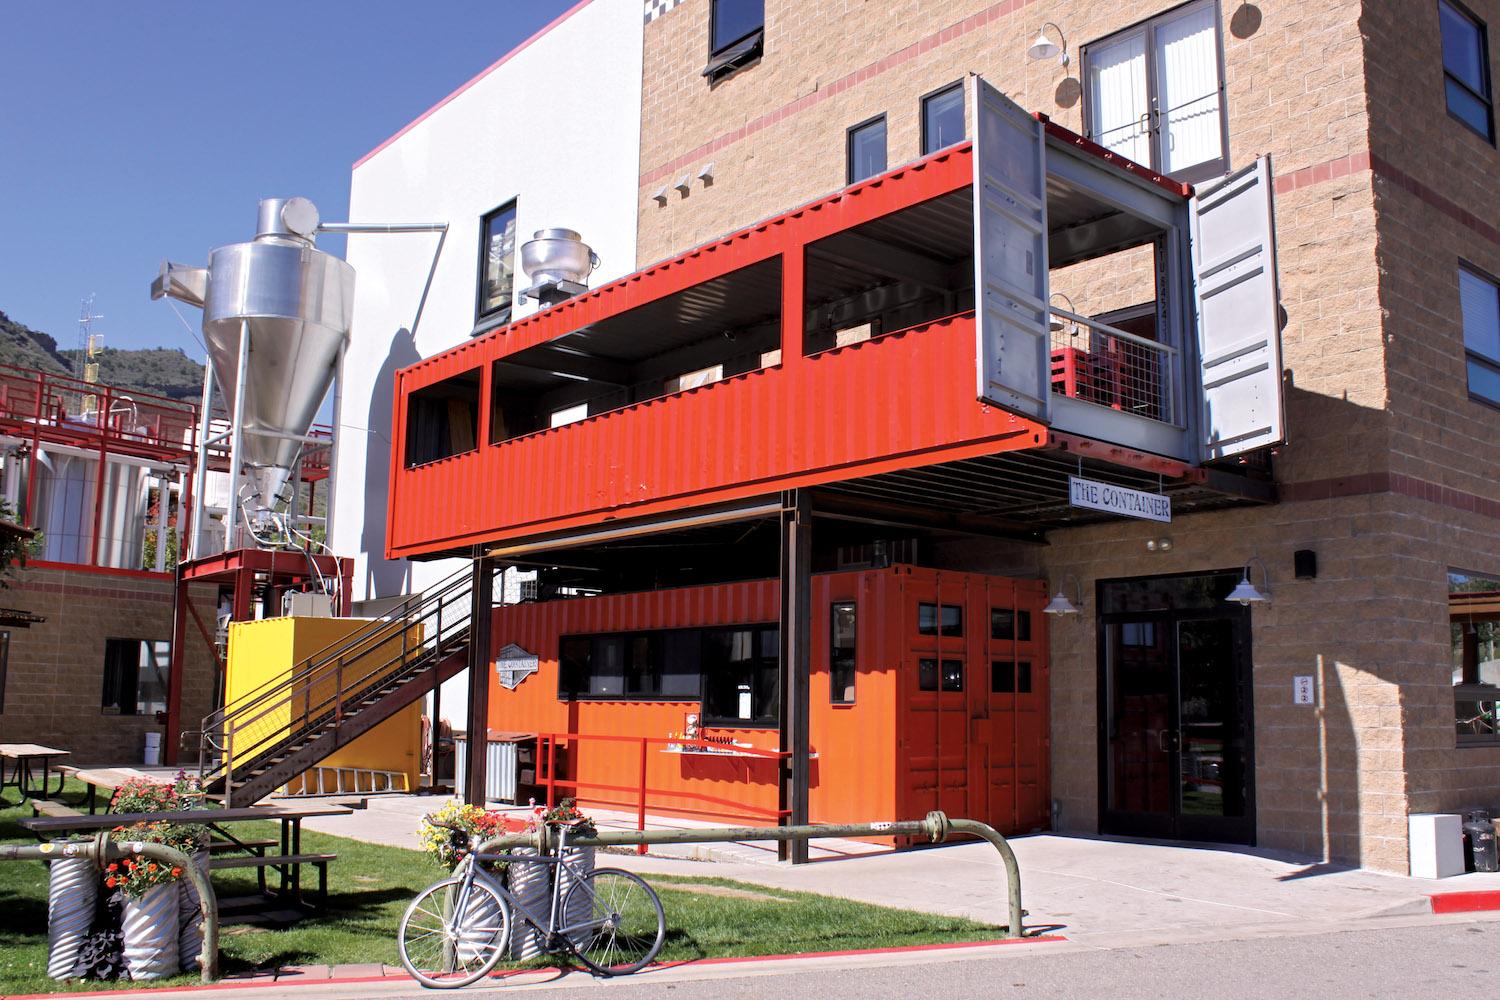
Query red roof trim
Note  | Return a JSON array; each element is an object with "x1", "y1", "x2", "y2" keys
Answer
[
  {"x1": 1033, "y1": 113, "x2": 1195, "y2": 199},
  {"x1": 353, "y1": 0, "x2": 596, "y2": 171}
]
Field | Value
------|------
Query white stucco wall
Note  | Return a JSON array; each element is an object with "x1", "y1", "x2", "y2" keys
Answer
[{"x1": 328, "y1": 0, "x2": 643, "y2": 726}]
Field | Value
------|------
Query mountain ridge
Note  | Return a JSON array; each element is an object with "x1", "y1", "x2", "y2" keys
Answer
[{"x1": 0, "y1": 309, "x2": 204, "y2": 401}]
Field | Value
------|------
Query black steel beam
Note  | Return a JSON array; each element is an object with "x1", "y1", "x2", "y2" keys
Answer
[
  {"x1": 464, "y1": 552, "x2": 496, "y2": 807},
  {"x1": 778, "y1": 490, "x2": 812, "y2": 863}
]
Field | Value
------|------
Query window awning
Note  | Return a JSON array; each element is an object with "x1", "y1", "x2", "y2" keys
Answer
[{"x1": 703, "y1": 31, "x2": 762, "y2": 79}]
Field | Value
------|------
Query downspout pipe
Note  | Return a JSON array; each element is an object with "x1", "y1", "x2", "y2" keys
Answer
[
  {"x1": 474, "y1": 810, "x2": 1026, "y2": 939},
  {"x1": 0, "y1": 834, "x2": 219, "y2": 983}
]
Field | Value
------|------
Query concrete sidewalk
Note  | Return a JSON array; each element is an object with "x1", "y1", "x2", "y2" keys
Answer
[{"x1": 294, "y1": 792, "x2": 1500, "y2": 947}]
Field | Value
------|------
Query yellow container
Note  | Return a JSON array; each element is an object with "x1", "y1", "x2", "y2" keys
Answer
[{"x1": 224, "y1": 616, "x2": 423, "y2": 794}]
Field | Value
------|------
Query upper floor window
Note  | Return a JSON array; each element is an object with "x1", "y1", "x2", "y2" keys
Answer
[
  {"x1": 1460, "y1": 263, "x2": 1500, "y2": 406},
  {"x1": 705, "y1": 0, "x2": 764, "y2": 82},
  {"x1": 847, "y1": 115, "x2": 888, "y2": 184},
  {"x1": 1082, "y1": 0, "x2": 1228, "y2": 184},
  {"x1": 1440, "y1": 0, "x2": 1495, "y2": 142},
  {"x1": 921, "y1": 82, "x2": 965, "y2": 154},
  {"x1": 477, "y1": 201, "x2": 518, "y2": 325}
]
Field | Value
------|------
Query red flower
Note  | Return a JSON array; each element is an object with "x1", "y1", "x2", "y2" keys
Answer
[{"x1": 171, "y1": 867, "x2": 182, "y2": 877}]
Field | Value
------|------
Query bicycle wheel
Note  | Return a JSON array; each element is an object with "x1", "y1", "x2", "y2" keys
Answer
[
  {"x1": 562, "y1": 867, "x2": 665, "y2": 976},
  {"x1": 398, "y1": 875, "x2": 512, "y2": 988}
]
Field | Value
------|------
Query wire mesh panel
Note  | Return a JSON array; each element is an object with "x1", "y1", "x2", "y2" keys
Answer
[{"x1": 1048, "y1": 310, "x2": 1175, "y2": 423}]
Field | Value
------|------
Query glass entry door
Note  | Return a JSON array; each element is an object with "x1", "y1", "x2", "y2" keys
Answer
[{"x1": 1099, "y1": 572, "x2": 1254, "y2": 844}]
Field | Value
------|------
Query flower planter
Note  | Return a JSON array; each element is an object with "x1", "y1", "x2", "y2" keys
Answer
[
  {"x1": 46, "y1": 846, "x2": 97, "y2": 980},
  {"x1": 122, "y1": 882, "x2": 180, "y2": 980},
  {"x1": 177, "y1": 851, "x2": 209, "y2": 972},
  {"x1": 555, "y1": 845, "x2": 596, "y2": 947},
  {"x1": 505, "y1": 847, "x2": 550, "y2": 961}
]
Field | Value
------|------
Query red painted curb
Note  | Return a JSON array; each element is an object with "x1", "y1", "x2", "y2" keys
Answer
[
  {"x1": 1430, "y1": 889, "x2": 1500, "y2": 914},
  {"x1": 9, "y1": 935, "x2": 1066, "y2": 998}
]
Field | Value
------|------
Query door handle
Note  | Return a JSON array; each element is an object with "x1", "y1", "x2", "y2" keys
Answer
[{"x1": 1157, "y1": 730, "x2": 1180, "y2": 753}]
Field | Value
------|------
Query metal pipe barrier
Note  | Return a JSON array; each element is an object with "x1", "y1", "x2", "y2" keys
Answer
[
  {"x1": 0, "y1": 833, "x2": 219, "y2": 983},
  {"x1": 475, "y1": 810, "x2": 1025, "y2": 939}
]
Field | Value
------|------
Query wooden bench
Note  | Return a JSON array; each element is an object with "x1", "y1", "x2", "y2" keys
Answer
[
  {"x1": 209, "y1": 852, "x2": 337, "y2": 908},
  {"x1": 30, "y1": 799, "x2": 82, "y2": 823},
  {"x1": 208, "y1": 838, "x2": 276, "y2": 855}
]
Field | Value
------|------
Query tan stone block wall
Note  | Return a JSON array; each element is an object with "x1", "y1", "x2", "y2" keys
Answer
[{"x1": 0, "y1": 567, "x2": 218, "y2": 764}]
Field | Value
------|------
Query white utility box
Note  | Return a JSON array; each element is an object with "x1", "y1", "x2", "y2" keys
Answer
[{"x1": 1409, "y1": 813, "x2": 1464, "y2": 879}]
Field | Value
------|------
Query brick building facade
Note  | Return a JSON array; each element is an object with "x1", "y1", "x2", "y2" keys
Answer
[{"x1": 626, "y1": 0, "x2": 1500, "y2": 871}]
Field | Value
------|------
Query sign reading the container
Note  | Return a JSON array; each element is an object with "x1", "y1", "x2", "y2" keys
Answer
[
  {"x1": 1068, "y1": 475, "x2": 1172, "y2": 523},
  {"x1": 494, "y1": 644, "x2": 539, "y2": 690},
  {"x1": 1293, "y1": 676, "x2": 1315, "y2": 705}
]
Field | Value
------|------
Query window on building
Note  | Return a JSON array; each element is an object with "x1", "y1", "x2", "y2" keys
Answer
[
  {"x1": 702, "y1": 625, "x2": 779, "y2": 726},
  {"x1": 705, "y1": 0, "x2": 764, "y2": 82},
  {"x1": 404, "y1": 368, "x2": 481, "y2": 466},
  {"x1": 1461, "y1": 264, "x2": 1500, "y2": 406},
  {"x1": 922, "y1": 82, "x2": 965, "y2": 154},
  {"x1": 990, "y1": 607, "x2": 1032, "y2": 641},
  {"x1": 477, "y1": 201, "x2": 518, "y2": 325},
  {"x1": 558, "y1": 631, "x2": 702, "y2": 701},
  {"x1": 917, "y1": 602, "x2": 963, "y2": 637},
  {"x1": 101, "y1": 639, "x2": 170, "y2": 716},
  {"x1": 847, "y1": 115, "x2": 888, "y2": 184},
  {"x1": 992, "y1": 659, "x2": 1033, "y2": 694},
  {"x1": 1441, "y1": 0, "x2": 1495, "y2": 141},
  {"x1": 830, "y1": 602, "x2": 856, "y2": 703},
  {"x1": 1082, "y1": 0, "x2": 1228, "y2": 183},
  {"x1": 918, "y1": 657, "x2": 964, "y2": 692},
  {"x1": 1451, "y1": 569, "x2": 1500, "y2": 745}
]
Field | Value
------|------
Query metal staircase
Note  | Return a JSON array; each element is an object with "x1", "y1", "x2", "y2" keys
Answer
[{"x1": 196, "y1": 564, "x2": 489, "y2": 806}]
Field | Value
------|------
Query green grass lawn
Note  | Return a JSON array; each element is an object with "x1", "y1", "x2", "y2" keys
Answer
[{"x1": 0, "y1": 782, "x2": 1001, "y2": 993}]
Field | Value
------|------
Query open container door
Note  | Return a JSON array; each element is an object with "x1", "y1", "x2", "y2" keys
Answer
[
  {"x1": 1191, "y1": 156, "x2": 1286, "y2": 460},
  {"x1": 972, "y1": 76, "x2": 1051, "y2": 422}
]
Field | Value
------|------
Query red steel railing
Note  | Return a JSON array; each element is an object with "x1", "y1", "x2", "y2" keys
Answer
[{"x1": 536, "y1": 732, "x2": 791, "y2": 854}]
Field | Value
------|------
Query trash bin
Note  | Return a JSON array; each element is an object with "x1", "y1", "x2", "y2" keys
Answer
[
  {"x1": 1465, "y1": 810, "x2": 1498, "y2": 872},
  {"x1": 143, "y1": 731, "x2": 163, "y2": 767}
]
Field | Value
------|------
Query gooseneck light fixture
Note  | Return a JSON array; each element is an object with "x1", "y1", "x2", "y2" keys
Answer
[
  {"x1": 1227, "y1": 557, "x2": 1271, "y2": 606},
  {"x1": 1043, "y1": 574, "x2": 1085, "y2": 615},
  {"x1": 1026, "y1": 22, "x2": 1070, "y2": 68}
]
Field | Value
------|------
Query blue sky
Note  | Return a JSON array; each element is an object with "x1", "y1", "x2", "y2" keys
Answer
[{"x1": 0, "y1": 1, "x2": 575, "y2": 357}]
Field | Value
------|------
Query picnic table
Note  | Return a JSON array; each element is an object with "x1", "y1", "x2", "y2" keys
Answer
[
  {"x1": 19, "y1": 802, "x2": 353, "y2": 909},
  {"x1": 71, "y1": 766, "x2": 153, "y2": 813},
  {"x1": 0, "y1": 744, "x2": 70, "y2": 800}
]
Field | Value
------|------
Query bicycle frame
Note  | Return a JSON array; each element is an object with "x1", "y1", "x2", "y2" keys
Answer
[{"x1": 449, "y1": 827, "x2": 607, "y2": 950}]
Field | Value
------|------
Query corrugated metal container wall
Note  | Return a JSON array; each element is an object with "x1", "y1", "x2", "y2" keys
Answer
[
  {"x1": 485, "y1": 566, "x2": 1049, "y2": 833},
  {"x1": 385, "y1": 146, "x2": 1048, "y2": 560}
]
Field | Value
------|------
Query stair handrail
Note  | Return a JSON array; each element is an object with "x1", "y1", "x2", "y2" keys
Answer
[
  {"x1": 199, "y1": 563, "x2": 475, "y2": 735},
  {"x1": 199, "y1": 562, "x2": 495, "y2": 786},
  {"x1": 203, "y1": 577, "x2": 478, "y2": 793}
]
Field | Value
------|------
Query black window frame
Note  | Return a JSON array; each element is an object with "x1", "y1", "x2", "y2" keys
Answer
[
  {"x1": 701, "y1": 623, "x2": 780, "y2": 728},
  {"x1": 830, "y1": 601, "x2": 856, "y2": 704},
  {"x1": 475, "y1": 199, "x2": 519, "y2": 328},
  {"x1": 704, "y1": 0, "x2": 764, "y2": 83},
  {"x1": 1440, "y1": 0, "x2": 1496, "y2": 143},
  {"x1": 920, "y1": 81, "x2": 966, "y2": 155},
  {"x1": 846, "y1": 114, "x2": 888, "y2": 185},
  {"x1": 1080, "y1": 0, "x2": 1231, "y2": 185},
  {"x1": 557, "y1": 629, "x2": 704, "y2": 703},
  {"x1": 990, "y1": 607, "x2": 1033, "y2": 642},
  {"x1": 918, "y1": 657, "x2": 965, "y2": 692},
  {"x1": 917, "y1": 602, "x2": 964, "y2": 637},
  {"x1": 101, "y1": 638, "x2": 171, "y2": 717},
  {"x1": 1459, "y1": 260, "x2": 1500, "y2": 409},
  {"x1": 991, "y1": 659, "x2": 1033, "y2": 694}
]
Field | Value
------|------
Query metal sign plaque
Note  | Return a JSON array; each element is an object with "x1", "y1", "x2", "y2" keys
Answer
[
  {"x1": 1068, "y1": 475, "x2": 1172, "y2": 523},
  {"x1": 495, "y1": 643, "x2": 539, "y2": 690}
]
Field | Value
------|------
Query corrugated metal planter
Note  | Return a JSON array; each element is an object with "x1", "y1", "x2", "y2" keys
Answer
[
  {"x1": 453, "y1": 881, "x2": 506, "y2": 965},
  {"x1": 505, "y1": 848, "x2": 549, "y2": 961},
  {"x1": 122, "y1": 883, "x2": 180, "y2": 980},
  {"x1": 555, "y1": 845, "x2": 595, "y2": 947},
  {"x1": 177, "y1": 851, "x2": 210, "y2": 972},
  {"x1": 46, "y1": 846, "x2": 97, "y2": 980}
]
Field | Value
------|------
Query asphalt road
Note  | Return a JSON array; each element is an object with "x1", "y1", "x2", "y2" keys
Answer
[{"x1": 454, "y1": 918, "x2": 1500, "y2": 1000}]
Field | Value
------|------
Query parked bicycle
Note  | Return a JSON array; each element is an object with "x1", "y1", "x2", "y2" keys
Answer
[{"x1": 398, "y1": 817, "x2": 666, "y2": 987}]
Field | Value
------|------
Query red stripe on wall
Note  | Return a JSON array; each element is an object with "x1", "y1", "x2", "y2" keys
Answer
[
  {"x1": 1282, "y1": 471, "x2": 1500, "y2": 520},
  {"x1": 1368, "y1": 152, "x2": 1500, "y2": 249}
]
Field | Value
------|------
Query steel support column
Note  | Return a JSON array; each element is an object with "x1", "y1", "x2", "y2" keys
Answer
[
  {"x1": 164, "y1": 569, "x2": 190, "y2": 766},
  {"x1": 464, "y1": 551, "x2": 495, "y2": 807},
  {"x1": 778, "y1": 490, "x2": 812, "y2": 863}
]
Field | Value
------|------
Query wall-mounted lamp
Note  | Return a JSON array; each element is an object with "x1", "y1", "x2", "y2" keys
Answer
[
  {"x1": 1026, "y1": 22, "x2": 1070, "y2": 68},
  {"x1": 1146, "y1": 537, "x2": 1173, "y2": 552},
  {"x1": 1043, "y1": 574, "x2": 1085, "y2": 615},
  {"x1": 1048, "y1": 291, "x2": 1078, "y2": 334},
  {"x1": 1227, "y1": 557, "x2": 1271, "y2": 606},
  {"x1": 651, "y1": 185, "x2": 669, "y2": 205},
  {"x1": 673, "y1": 175, "x2": 693, "y2": 195},
  {"x1": 697, "y1": 162, "x2": 716, "y2": 186}
]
